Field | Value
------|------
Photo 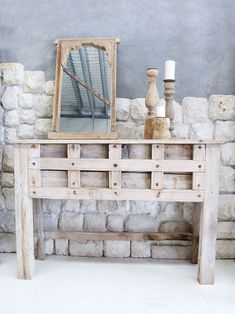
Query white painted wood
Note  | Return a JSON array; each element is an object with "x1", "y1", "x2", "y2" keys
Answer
[
  {"x1": 192, "y1": 203, "x2": 201, "y2": 264},
  {"x1": 15, "y1": 144, "x2": 34, "y2": 279},
  {"x1": 29, "y1": 187, "x2": 204, "y2": 202},
  {"x1": 197, "y1": 144, "x2": 220, "y2": 284},
  {"x1": 109, "y1": 144, "x2": 122, "y2": 189},
  {"x1": 11, "y1": 139, "x2": 224, "y2": 144},
  {"x1": 67, "y1": 144, "x2": 80, "y2": 188},
  {"x1": 29, "y1": 158, "x2": 205, "y2": 172},
  {"x1": 33, "y1": 199, "x2": 45, "y2": 260},
  {"x1": 151, "y1": 144, "x2": 164, "y2": 189}
]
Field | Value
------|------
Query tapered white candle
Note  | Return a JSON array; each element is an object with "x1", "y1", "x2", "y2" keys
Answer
[
  {"x1": 156, "y1": 106, "x2": 165, "y2": 118},
  {"x1": 164, "y1": 60, "x2": 175, "y2": 80}
]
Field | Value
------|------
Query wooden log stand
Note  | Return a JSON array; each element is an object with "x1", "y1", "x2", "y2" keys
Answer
[{"x1": 13, "y1": 139, "x2": 222, "y2": 284}]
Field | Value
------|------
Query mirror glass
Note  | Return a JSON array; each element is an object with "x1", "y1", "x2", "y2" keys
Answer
[{"x1": 60, "y1": 46, "x2": 111, "y2": 133}]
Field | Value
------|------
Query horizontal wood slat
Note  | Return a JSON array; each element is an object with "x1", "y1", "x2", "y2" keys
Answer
[
  {"x1": 44, "y1": 231, "x2": 193, "y2": 241},
  {"x1": 29, "y1": 158, "x2": 205, "y2": 172},
  {"x1": 29, "y1": 187, "x2": 204, "y2": 202}
]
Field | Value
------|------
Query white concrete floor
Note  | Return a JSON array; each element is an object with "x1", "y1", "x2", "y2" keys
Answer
[{"x1": 0, "y1": 254, "x2": 234, "y2": 314}]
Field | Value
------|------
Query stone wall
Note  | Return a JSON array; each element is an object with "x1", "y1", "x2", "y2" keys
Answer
[{"x1": 0, "y1": 63, "x2": 234, "y2": 259}]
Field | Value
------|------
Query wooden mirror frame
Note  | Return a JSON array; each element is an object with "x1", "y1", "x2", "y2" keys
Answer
[{"x1": 48, "y1": 37, "x2": 119, "y2": 139}]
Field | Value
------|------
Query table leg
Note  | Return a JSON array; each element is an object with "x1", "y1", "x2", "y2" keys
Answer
[
  {"x1": 192, "y1": 203, "x2": 201, "y2": 264},
  {"x1": 197, "y1": 145, "x2": 220, "y2": 284},
  {"x1": 15, "y1": 144, "x2": 34, "y2": 279},
  {"x1": 34, "y1": 199, "x2": 45, "y2": 260}
]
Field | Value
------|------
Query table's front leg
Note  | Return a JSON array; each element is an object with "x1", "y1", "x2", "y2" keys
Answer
[
  {"x1": 197, "y1": 144, "x2": 220, "y2": 284},
  {"x1": 15, "y1": 144, "x2": 34, "y2": 279}
]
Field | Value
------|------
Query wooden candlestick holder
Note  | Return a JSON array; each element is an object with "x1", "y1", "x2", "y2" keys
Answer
[
  {"x1": 152, "y1": 117, "x2": 171, "y2": 139},
  {"x1": 164, "y1": 79, "x2": 175, "y2": 137},
  {"x1": 144, "y1": 68, "x2": 160, "y2": 139}
]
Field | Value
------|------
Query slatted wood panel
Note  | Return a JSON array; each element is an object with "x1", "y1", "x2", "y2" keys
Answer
[{"x1": 28, "y1": 143, "x2": 206, "y2": 202}]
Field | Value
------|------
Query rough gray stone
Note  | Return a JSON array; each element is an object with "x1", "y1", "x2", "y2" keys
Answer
[
  {"x1": 218, "y1": 195, "x2": 235, "y2": 220},
  {"x1": 19, "y1": 93, "x2": 34, "y2": 108},
  {"x1": 0, "y1": 127, "x2": 4, "y2": 145},
  {"x1": 215, "y1": 121, "x2": 235, "y2": 141},
  {"x1": 59, "y1": 212, "x2": 83, "y2": 231},
  {"x1": 131, "y1": 241, "x2": 151, "y2": 258},
  {"x1": 219, "y1": 166, "x2": 235, "y2": 193},
  {"x1": 159, "y1": 221, "x2": 190, "y2": 233},
  {"x1": 70, "y1": 240, "x2": 103, "y2": 257},
  {"x1": 1, "y1": 86, "x2": 21, "y2": 110},
  {"x1": 19, "y1": 109, "x2": 35, "y2": 125},
  {"x1": 4, "y1": 110, "x2": 19, "y2": 127},
  {"x1": 35, "y1": 118, "x2": 51, "y2": 138},
  {"x1": 217, "y1": 222, "x2": 235, "y2": 239},
  {"x1": 84, "y1": 213, "x2": 106, "y2": 232},
  {"x1": 216, "y1": 240, "x2": 235, "y2": 259},
  {"x1": 80, "y1": 200, "x2": 97, "y2": 212},
  {"x1": 0, "y1": 63, "x2": 24, "y2": 85},
  {"x1": 4, "y1": 128, "x2": 17, "y2": 143},
  {"x1": 152, "y1": 245, "x2": 192, "y2": 259},
  {"x1": 43, "y1": 199, "x2": 62, "y2": 213},
  {"x1": 182, "y1": 97, "x2": 209, "y2": 124},
  {"x1": 0, "y1": 210, "x2": 15, "y2": 232},
  {"x1": 35, "y1": 95, "x2": 53, "y2": 118},
  {"x1": 55, "y1": 239, "x2": 69, "y2": 255},
  {"x1": 117, "y1": 122, "x2": 137, "y2": 139},
  {"x1": 1, "y1": 173, "x2": 14, "y2": 187},
  {"x1": 209, "y1": 95, "x2": 235, "y2": 120},
  {"x1": 116, "y1": 98, "x2": 130, "y2": 121},
  {"x1": 45, "y1": 239, "x2": 54, "y2": 255},
  {"x1": 129, "y1": 201, "x2": 159, "y2": 215},
  {"x1": 130, "y1": 98, "x2": 147, "y2": 122},
  {"x1": 43, "y1": 213, "x2": 58, "y2": 231},
  {"x1": 135, "y1": 124, "x2": 144, "y2": 138},
  {"x1": 0, "y1": 147, "x2": 3, "y2": 170},
  {"x1": 174, "y1": 123, "x2": 189, "y2": 139},
  {"x1": 24, "y1": 71, "x2": 45, "y2": 93},
  {"x1": 0, "y1": 233, "x2": 16, "y2": 252},
  {"x1": 189, "y1": 121, "x2": 214, "y2": 140},
  {"x1": 107, "y1": 215, "x2": 124, "y2": 232},
  {"x1": 2, "y1": 188, "x2": 14, "y2": 209},
  {"x1": 125, "y1": 214, "x2": 158, "y2": 232},
  {"x1": 158, "y1": 203, "x2": 183, "y2": 221},
  {"x1": 182, "y1": 203, "x2": 193, "y2": 223},
  {"x1": 97, "y1": 200, "x2": 127, "y2": 213},
  {"x1": 104, "y1": 240, "x2": 130, "y2": 257},
  {"x1": 62, "y1": 200, "x2": 80, "y2": 212},
  {"x1": 3, "y1": 145, "x2": 14, "y2": 171},
  {"x1": 45, "y1": 80, "x2": 55, "y2": 96},
  {"x1": 17, "y1": 124, "x2": 34, "y2": 139},
  {"x1": 221, "y1": 143, "x2": 235, "y2": 166}
]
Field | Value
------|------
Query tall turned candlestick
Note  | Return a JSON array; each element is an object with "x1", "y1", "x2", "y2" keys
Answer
[
  {"x1": 164, "y1": 79, "x2": 175, "y2": 137},
  {"x1": 144, "y1": 68, "x2": 160, "y2": 139}
]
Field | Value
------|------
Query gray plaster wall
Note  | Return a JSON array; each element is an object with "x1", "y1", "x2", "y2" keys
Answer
[{"x1": 1, "y1": 0, "x2": 235, "y2": 101}]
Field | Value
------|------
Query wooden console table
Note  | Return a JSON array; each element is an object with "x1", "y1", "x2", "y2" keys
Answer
[{"x1": 13, "y1": 139, "x2": 222, "y2": 284}]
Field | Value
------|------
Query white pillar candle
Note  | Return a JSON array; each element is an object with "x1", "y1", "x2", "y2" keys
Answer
[
  {"x1": 156, "y1": 106, "x2": 165, "y2": 118},
  {"x1": 164, "y1": 60, "x2": 175, "y2": 80}
]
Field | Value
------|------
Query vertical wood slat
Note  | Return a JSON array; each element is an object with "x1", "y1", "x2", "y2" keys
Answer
[
  {"x1": 192, "y1": 203, "x2": 201, "y2": 264},
  {"x1": 15, "y1": 144, "x2": 34, "y2": 279},
  {"x1": 29, "y1": 144, "x2": 41, "y2": 188},
  {"x1": 67, "y1": 144, "x2": 81, "y2": 188},
  {"x1": 151, "y1": 144, "x2": 164, "y2": 189},
  {"x1": 193, "y1": 144, "x2": 205, "y2": 191},
  {"x1": 197, "y1": 144, "x2": 220, "y2": 284},
  {"x1": 33, "y1": 199, "x2": 45, "y2": 260},
  {"x1": 109, "y1": 144, "x2": 122, "y2": 188}
]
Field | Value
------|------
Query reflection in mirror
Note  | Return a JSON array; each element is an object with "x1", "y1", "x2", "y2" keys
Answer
[{"x1": 59, "y1": 46, "x2": 111, "y2": 133}]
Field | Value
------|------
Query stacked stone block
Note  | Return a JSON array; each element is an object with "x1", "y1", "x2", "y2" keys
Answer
[{"x1": 0, "y1": 63, "x2": 234, "y2": 259}]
